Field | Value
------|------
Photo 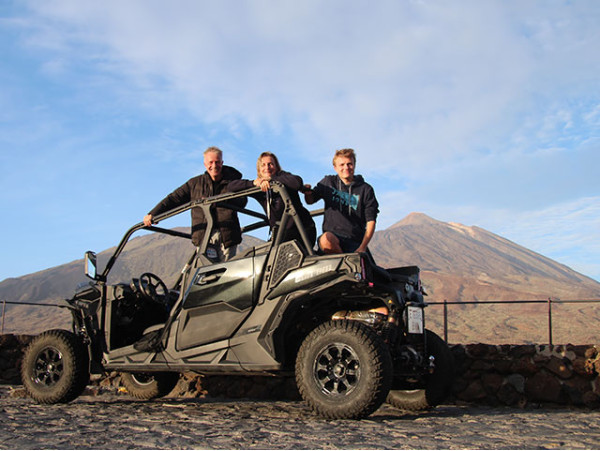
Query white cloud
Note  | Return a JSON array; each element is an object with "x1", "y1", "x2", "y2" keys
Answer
[
  {"x1": 19, "y1": 1, "x2": 597, "y2": 174},
  {"x1": 14, "y1": 2, "x2": 524, "y2": 160},
  {"x1": 2, "y1": 1, "x2": 598, "y2": 282}
]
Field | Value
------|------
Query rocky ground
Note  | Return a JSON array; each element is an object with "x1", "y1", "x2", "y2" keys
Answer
[{"x1": 1, "y1": 386, "x2": 600, "y2": 450}]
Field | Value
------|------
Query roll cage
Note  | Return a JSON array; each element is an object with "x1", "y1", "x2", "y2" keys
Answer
[{"x1": 91, "y1": 181, "x2": 320, "y2": 285}]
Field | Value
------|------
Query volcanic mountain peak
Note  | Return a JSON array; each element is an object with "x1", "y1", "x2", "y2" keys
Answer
[
  {"x1": 388, "y1": 212, "x2": 441, "y2": 228},
  {"x1": 391, "y1": 213, "x2": 477, "y2": 237},
  {"x1": 371, "y1": 212, "x2": 600, "y2": 301}
]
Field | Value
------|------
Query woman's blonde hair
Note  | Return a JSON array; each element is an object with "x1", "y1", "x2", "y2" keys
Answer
[{"x1": 256, "y1": 152, "x2": 282, "y2": 178}]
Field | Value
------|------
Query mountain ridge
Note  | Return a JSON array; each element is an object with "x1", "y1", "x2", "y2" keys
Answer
[
  {"x1": 371, "y1": 212, "x2": 599, "y2": 301},
  {"x1": 1, "y1": 213, "x2": 599, "y2": 342}
]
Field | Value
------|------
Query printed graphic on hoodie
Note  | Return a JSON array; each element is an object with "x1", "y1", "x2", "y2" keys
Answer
[{"x1": 332, "y1": 188, "x2": 359, "y2": 211}]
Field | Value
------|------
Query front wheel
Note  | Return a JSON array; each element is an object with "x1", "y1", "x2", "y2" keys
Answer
[
  {"x1": 21, "y1": 329, "x2": 89, "y2": 404},
  {"x1": 295, "y1": 320, "x2": 392, "y2": 419},
  {"x1": 121, "y1": 372, "x2": 180, "y2": 400},
  {"x1": 387, "y1": 329, "x2": 455, "y2": 411}
]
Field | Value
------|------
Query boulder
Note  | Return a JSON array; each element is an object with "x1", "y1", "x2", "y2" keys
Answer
[
  {"x1": 544, "y1": 356, "x2": 573, "y2": 379},
  {"x1": 525, "y1": 371, "x2": 564, "y2": 403}
]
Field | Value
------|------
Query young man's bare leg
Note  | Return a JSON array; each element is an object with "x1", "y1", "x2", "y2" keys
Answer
[{"x1": 319, "y1": 232, "x2": 343, "y2": 254}]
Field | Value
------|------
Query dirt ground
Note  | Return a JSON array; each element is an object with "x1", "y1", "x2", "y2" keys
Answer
[{"x1": 2, "y1": 386, "x2": 600, "y2": 449}]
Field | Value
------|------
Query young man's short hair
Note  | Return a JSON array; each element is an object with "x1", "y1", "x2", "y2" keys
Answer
[{"x1": 333, "y1": 148, "x2": 356, "y2": 165}]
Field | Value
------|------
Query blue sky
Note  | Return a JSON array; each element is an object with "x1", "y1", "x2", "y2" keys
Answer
[{"x1": 1, "y1": 0, "x2": 599, "y2": 283}]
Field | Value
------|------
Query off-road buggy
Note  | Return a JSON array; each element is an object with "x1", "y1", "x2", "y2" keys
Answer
[{"x1": 21, "y1": 182, "x2": 454, "y2": 419}]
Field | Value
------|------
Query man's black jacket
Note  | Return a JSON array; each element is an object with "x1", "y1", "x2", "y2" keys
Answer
[{"x1": 148, "y1": 166, "x2": 246, "y2": 248}]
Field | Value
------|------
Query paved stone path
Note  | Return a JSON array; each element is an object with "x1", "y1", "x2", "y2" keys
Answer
[{"x1": 1, "y1": 386, "x2": 599, "y2": 449}]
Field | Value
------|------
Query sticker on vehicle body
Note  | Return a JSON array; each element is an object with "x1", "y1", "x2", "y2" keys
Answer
[
  {"x1": 294, "y1": 264, "x2": 336, "y2": 283},
  {"x1": 407, "y1": 306, "x2": 424, "y2": 334},
  {"x1": 206, "y1": 247, "x2": 218, "y2": 260}
]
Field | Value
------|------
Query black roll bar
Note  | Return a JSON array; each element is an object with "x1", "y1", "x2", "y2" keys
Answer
[{"x1": 98, "y1": 183, "x2": 317, "y2": 280}]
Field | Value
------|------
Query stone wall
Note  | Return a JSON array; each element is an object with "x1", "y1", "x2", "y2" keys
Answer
[
  {"x1": 0, "y1": 334, "x2": 32, "y2": 385},
  {"x1": 2, "y1": 334, "x2": 599, "y2": 408},
  {"x1": 451, "y1": 343, "x2": 600, "y2": 408}
]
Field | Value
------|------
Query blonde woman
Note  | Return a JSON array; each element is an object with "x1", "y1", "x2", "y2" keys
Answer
[{"x1": 229, "y1": 152, "x2": 316, "y2": 247}]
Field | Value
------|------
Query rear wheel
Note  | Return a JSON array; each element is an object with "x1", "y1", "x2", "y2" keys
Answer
[
  {"x1": 296, "y1": 320, "x2": 392, "y2": 419},
  {"x1": 387, "y1": 329, "x2": 455, "y2": 411},
  {"x1": 121, "y1": 372, "x2": 179, "y2": 399},
  {"x1": 21, "y1": 329, "x2": 89, "y2": 404}
]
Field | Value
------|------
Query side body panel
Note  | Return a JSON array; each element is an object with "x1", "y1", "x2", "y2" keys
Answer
[{"x1": 175, "y1": 254, "x2": 267, "y2": 350}]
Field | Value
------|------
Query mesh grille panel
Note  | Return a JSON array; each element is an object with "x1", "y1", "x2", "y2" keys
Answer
[{"x1": 270, "y1": 241, "x2": 303, "y2": 286}]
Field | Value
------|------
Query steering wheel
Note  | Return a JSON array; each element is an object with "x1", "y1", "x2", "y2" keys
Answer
[{"x1": 138, "y1": 272, "x2": 168, "y2": 303}]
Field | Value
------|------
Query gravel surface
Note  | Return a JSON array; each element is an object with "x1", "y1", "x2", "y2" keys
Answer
[{"x1": 1, "y1": 386, "x2": 599, "y2": 449}]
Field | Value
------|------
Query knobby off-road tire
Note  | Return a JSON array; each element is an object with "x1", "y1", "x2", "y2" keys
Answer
[
  {"x1": 121, "y1": 372, "x2": 180, "y2": 400},
  {"x1": 387, "y1": 329, "x2": 455, "y2": 411},
  {"x1": 21, "y1": 329, "x2": 90, "y2": 404},
  {"x1": 295, "y1": 320, "x2": 393, "y2": 419}
]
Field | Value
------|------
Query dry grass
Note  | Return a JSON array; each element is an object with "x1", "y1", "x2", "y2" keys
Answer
[{"x1": 426, "y1": 301, "x2": 600, "y2": 344}]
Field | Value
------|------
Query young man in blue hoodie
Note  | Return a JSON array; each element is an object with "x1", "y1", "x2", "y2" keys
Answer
[{"x1": 305, "y1": 148, "x2": 379, "y2": 254}]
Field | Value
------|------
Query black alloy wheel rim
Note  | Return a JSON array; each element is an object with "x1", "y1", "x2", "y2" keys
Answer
[
  {"x1": 33, "y1": 346, "x2": 64, "y2": 387},
  {"x1": 313, "y1": 342, "x2": 361, "y2": 396}
]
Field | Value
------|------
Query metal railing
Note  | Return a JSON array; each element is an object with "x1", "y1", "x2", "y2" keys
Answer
[
  {"x1": 1, "y1": 300, "x2": 67, "y2": 335},
  {"x1": 427, "y1": 298, "x2": 600, "y2": 345},
  {"x1": 3, "y1": 298, "x2": 600, "y2": 344}
]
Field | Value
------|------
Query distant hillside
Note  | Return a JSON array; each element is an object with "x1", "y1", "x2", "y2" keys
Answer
[
  {"x1": 0, "y1": 231, "x2": 263, "y2": 335},
  {"x1": 368, "y1": 213, "x2": 600, "y2": 344},
  {"x1": 1, "y1": 214, "x2": 599, "y2": 343},
  {"x1": 371, "y1": 212, "x2": 600, "y2": 301}
]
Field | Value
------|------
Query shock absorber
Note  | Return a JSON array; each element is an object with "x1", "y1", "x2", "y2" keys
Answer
[{"x1": 381, "y1": 299, "x2": 399, "y2": 345}]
